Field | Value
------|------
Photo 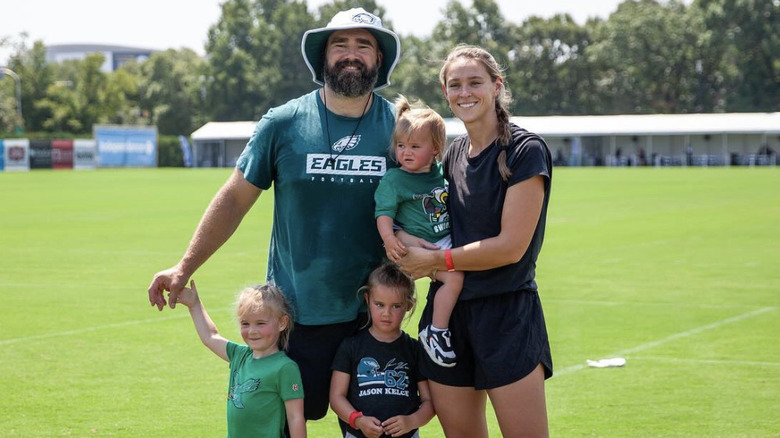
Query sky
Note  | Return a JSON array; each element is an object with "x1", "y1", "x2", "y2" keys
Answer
[{"x1": 0, "y1": 0, "x2": 679, "y2": 64}]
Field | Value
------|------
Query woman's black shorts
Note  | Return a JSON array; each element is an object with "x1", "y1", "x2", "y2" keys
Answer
[{"x1": 418, "y1": 282, "x2": 553, "y2": 389}]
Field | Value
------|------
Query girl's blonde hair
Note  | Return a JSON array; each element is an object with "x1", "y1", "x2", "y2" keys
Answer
[
  {"x1": 439, "y1": 44, "x2": 514, "y2": 181},
  {"x1": 389, "y1": 95, "x2": 447, "y2": 164},
  {"x1": 236, "y1": 284, "x2": 293, "y2": 351},
  {"x1": 360, "y1": 263, "x2": 417, "y2": 327}
]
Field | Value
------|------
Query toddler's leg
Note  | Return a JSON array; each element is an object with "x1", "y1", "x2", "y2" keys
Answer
[{"x1": 420, "y1": 271, "x2": 463, "y2": 367}]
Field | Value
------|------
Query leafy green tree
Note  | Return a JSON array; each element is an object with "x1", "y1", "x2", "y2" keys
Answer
[
  {"x1": 4, "y1": 40, "x2": 55, "y2": 132},
  {"x1": 104, "y1": 61, "x2": 146, "y2": 126},
  {"x1": 204, "y1": 0, "x2": 316, "y2": 121},
  {"x1": 403, "y1": 0, "x2": 514, "y2": 114},
  {"x1": 34, "y1": 54, "x2": 127, "y2": 134},
  {"x1": 137, "y1": 49, "x2": 206, "y2": 135},
  {"x1": 0, "y1": 91, "x2": 22, "y2": 133},
  {"x1": 694, "y1": 0, "x2": 780, "y2": 111},
  {"x1": 204, "y1": 0, "x2": 263, "y2": 120},
  {"x1": 506, "y1": 14, "x2": 596, "y2": 115},
  {"x1": 588, "y1": 0, "x2": 700, "y2": 113},
  {"x1": 386, "y1": 35, "x2": 449, "y2": 114},
  {"x1": 261, "y1": 0, "x2": 317, "y2": 106},
  {"x1": 432, "y1": 0, "x2": 508, "y2": 55},
  {"x1": 77, "y1": 54, "x2": 110, "y2": 130},
  {"x1": 37, "y1": 79, "x2": 83, "y2": 133}
]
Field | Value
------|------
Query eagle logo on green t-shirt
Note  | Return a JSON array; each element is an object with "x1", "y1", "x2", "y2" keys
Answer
[{"x1": 228, "y1": 373, "x2": 261, "y2": 409}]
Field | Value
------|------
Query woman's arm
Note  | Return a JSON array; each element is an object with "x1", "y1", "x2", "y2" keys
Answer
[{"x1": 398, "y1": 175, "x2": 545, "y2": 278}]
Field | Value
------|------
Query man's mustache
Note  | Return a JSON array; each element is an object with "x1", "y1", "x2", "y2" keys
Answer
[{"x1": 335, "y1": 59, "x2": 367, "y2": 71}]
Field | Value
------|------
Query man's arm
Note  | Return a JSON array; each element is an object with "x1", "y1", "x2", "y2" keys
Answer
[{"x1": 148, "y1": 168, "x2": 262, "y2": 310}]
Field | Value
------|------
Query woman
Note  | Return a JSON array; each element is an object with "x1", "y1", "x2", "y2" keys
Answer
[{"x1": 395, "y1": 45, "x2": 554, "y2": 438}]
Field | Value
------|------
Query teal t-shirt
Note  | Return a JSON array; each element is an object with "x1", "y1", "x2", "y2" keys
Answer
[
  {"x1": 374, "y1": 162, "x2": 450, "y2": 243},
  {"x1": 225, "y1": 342, "x2": 304, "y2": 438},
  {"x1": 236, "y1": 90, "x2": 396, "y2": 324}
]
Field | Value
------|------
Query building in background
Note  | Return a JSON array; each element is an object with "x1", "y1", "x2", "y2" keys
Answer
[
  {"x1": 45, "y1": 44, "x2": 156, "y2": 72},
  {"x1": 190, "y1": 113, "x2": 780, "y2": 168},
  {"x1": 190, "y1": 121, "x2": 257, "y2": 168}
]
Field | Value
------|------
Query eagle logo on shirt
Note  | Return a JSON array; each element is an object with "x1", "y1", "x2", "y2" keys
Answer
[
  {"x1": 332, "y1": 135, "x2": 361, "y2": 152},
  {"x1": 228, "y1": 372, "x2": 260, "y2": 409}
]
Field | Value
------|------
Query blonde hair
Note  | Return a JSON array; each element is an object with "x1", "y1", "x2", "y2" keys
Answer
[
  {"x1": 360, "y1": 263, "x2": 417, "y2": 327},
  {"x1": 439, "y1": 44, "x2": 513, "y2": 181},
  {"x1": 236, "y1": 284, "x2": 293, "y2": 351},
  {"x1": 389, "y1": 95, "x2": 447, "y2": 164}
]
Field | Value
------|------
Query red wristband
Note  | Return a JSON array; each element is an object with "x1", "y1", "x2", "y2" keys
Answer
[
  {"x1": 349, "y1": 411, "x2": 363, "y2": 429},
  {"x1": 445, "y1": 249, "x2": 455, "y2": 272}
]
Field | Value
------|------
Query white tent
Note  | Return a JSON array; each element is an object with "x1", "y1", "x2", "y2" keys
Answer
[{"x1": 191, "y1": 113, "x2": 780, "y2": 167}]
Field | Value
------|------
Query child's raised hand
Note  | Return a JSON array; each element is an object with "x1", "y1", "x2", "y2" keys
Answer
[
  {"x1": 172, "y1": 280, "x2": 200, "y2": 308},
  {"x1": 382, "y1": 415, "x2": 414, "y2": 437}
]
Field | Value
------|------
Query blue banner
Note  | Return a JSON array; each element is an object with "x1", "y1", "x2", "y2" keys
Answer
[
  {"x1": 94, "y1": 125, "x2": 157, "y2": 167},
  {"x1": 178, "y1": 135, "x2": 193, "y2": 168},
  {"x1": 0, "y1": 139, "x2": 4, "y2": 171}
]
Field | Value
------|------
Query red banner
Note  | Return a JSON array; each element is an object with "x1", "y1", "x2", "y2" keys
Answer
[{"x1": 52, "y1": 140, "x2": 74, "y2": 169}]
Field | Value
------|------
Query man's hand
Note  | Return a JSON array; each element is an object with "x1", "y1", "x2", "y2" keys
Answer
[{"x1": 147, "y1": 266, "x2": 189, "y2": 310}]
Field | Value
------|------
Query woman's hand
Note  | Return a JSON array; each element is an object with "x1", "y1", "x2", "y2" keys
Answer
[{"x1": 397, "y1": 246, "x2": 439, "y2": 280}]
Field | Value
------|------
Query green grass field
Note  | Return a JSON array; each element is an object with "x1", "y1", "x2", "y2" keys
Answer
[{"x1": 1, "y1": 167, "x2": 778, "y2": 437}]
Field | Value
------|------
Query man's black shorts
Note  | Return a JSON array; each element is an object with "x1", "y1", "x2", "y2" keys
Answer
[{"x1": 286, "y1": 314, "x2": 368, "y2": 420}]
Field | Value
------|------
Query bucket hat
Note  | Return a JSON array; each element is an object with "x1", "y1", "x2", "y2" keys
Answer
[{"x1": 301, "y1": 8, "x2": 400, "y2": 91}]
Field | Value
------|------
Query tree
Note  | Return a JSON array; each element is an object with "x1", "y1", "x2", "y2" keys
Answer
[
  {"x1": 137, "y1": 49, "x2": 207, "y2": 135},
  {"x1": 204, "y1": 0, "x2": 317, "y2": 121},
  {"x1": 432, "y1": 0, "x2": 509, "y2": 55},
  {"x1": 587, "y1": 0, "x2": 701, "y2": 114},
  {"x1": 104, "y1": 61, "x2": 146, "y2": 126},
  {"x1": 34, "y1": 54, "x2": 128, "y2": 134},
  {"x1": 404, "y1": 0, "x2": 514, "y2": 114},
  {"x1": 4, "y1": 39, "x2": 55, "y2": 132},
  {"x1": 505, "y1": 14, "x2": 596, "y2": 115},
  {"x1": 694, "y1": 0, "x2": 780, "y2": 111},
  {"x1": 386, "y1": 35, "x2": 450, "y2": 114}
]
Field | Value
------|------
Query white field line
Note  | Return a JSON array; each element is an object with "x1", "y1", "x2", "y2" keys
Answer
[
  {"x1": 629, "y1": 356, "x2": 780, "y2": 367},
  {"x1": 0, "y1": 307, "x2": 234, "y2": 347},
  {"x1": 554, "y1": 306, "x2": 776, "y2": 377},
  {"x1": 544, "y1": 298, "x2": 761, "y2": 310}
]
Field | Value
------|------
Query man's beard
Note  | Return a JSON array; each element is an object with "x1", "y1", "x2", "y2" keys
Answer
[{"x1": 323, "y1": 59, "x2": 379, "y2": 98}]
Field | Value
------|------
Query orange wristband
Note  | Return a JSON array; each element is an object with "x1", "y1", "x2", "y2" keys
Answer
[
  {"x1": 349, "y1": 411, "x2": 363, "y2": 429},
  {"x1": 445, "y1": 249, "x2": 455, "y2": 272}
]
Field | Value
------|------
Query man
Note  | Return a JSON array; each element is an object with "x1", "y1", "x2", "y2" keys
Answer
[{"x1": 147, "y1": 8, "x2": 401, "y2": 421}]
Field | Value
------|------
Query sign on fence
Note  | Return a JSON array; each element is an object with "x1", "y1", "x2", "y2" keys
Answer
[{"x1": 94, "y1": 125, "x2": 157, "y2": 167}]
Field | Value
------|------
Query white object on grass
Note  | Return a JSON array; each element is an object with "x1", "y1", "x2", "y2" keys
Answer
[{"x1": 586, "y1": 357, "x2": 627, "y2": 368}]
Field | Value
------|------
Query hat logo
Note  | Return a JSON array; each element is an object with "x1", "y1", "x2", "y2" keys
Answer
[{"x1": 351, "y1": 13, "x2": 378, "y2": 25}]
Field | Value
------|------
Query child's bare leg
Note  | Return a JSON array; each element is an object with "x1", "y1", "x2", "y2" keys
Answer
[
  {"x1": 432, "y1": 270, "x2": 464, "y2": 330},
  {"x1": 420, "y1": 270, "x2": 463, "y2": 367}
]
